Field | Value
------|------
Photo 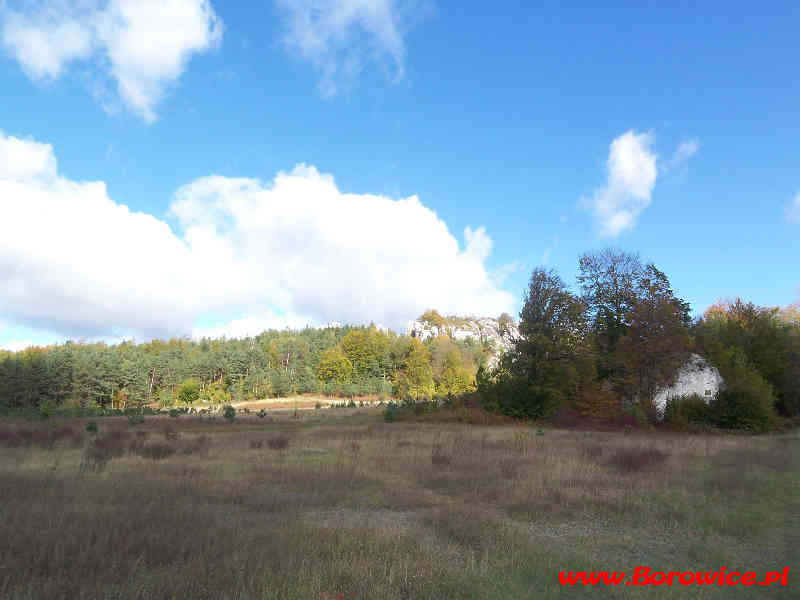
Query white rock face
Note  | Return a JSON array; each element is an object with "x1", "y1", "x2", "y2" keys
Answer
[
  {"x1": 653, "y1": 354, "x2": 724, "y2": 419},
  {"x1": 405, "y1": 316, "x2": 519, "y2": 369}
]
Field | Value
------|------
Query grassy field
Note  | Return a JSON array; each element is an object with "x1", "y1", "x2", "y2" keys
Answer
[{"x1": 0, "y1": 409, "x2": 797, "y2": 599}]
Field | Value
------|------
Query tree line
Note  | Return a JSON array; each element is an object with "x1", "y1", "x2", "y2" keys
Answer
[
  {"x1": 478, "y1": 248, "x2": 800, "y2": 431},
  {"x1": 0, "y1": 322, "x2": 488, "y2": 415}
]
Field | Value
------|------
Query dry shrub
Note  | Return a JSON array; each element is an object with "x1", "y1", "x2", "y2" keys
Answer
[
  {"x1": 136, "y1": 441, "x2": 176, "y2": 461},
  {"x1": 606, "y1": 447, "x2": 668, "y2": 474},
  {"x1": 431, "y1": 443, "x2": 452, "y2": 469},
  {"x1": 0, "y1": 427, "x2": 23, "y2": 447},
  {"x1": 180, "y1": 434, "x2": 210, "y2": 456},
  {"x1": 581, "y1": 443, "x2": 604, "y2": 459},
  {"x1": 0, "y1": 426, "x2": 82, "y2": 450},
  {"x1": 47, "y1": 426, "x2": 83, "y2": 448},
  {"x1": 163, "y1": 427, "x2": 179, "y2": 441},
  {"x1": 250, "y1": 439, "x2": 264, "y2": 449},
  {"x1": 550, "y1": 406, "x2": 585, "y2": 429},
  {"x1": 15, "y1": 428, "x2": 34, "y2": 446},
  {"x1": 82, "y1": 430, "x2": 131, "y2": 471},
  {"x1": 499, "y1": 458, "x2": 518, "y2": 479},
  {"x1": 395, "y1": 439, "x2": 411, "y2": 448},
  {"x1": 267, "y1": 435, "x2": 291, "y2": 450}
]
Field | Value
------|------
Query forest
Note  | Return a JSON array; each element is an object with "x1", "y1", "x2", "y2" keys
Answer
[
  {"x1": 0, "y1": 319, "x2": 485, "y2": 415},
  {"x1": 1, "y1": 248, "x2": 798, "y2": 431}
]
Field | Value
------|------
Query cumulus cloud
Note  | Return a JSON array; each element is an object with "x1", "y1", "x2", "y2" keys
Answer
[
  {"x1": 585, "y1": 131, "x2": 658, "y2": 237},
  {"x1": 0, "y1": 131, "x2": 514, "y2": 342},
  {"x1": 786, "y1": 191, "x2": 800, "y2": 223},
  {"x1": 1, "y1": 0, "x2": 223, "y2": 122},
  {"x1": 275, "y1": 0, "x2": 419, "y2": 97}
]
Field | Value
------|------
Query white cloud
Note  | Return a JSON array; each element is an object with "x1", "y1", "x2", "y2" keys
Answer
[
  {"x1": 0, "y1": 3, "x2": 95, "y2": 80},
  {"x1": 1, "y1": 340, "x2": 40, "y2": 352},
  {"x1": 1, "y1": 1, "x2": 223, "y2": 122},
  {"x1": 585, "y1": 130, "x2": 658, "y2": 237},
  {"x1": 786, "y1": 191, "x2": 800, "y2": 223},
  {"x1": 0, "y1": 133, "x2": 57, "y2": 181},
  {"x1": 275, "y1": 0, "x2": 417, "y2": 97},
  {"x1": 0, "y1": 131, "x2": 514, "y2": 341},
  {"x1": 669, "y1": 138, "x2": 701, "y2": 168}
]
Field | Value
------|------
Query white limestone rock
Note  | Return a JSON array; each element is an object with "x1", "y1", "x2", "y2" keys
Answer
[
  {"x1": 653, "y1": 353, "x2": 724, "y2": 419},
  {"x1": 405, "y1": 315, "x2": 519, "y2": 369}
]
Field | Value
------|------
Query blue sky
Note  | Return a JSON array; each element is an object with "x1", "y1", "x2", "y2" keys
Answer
[{"x1": 1, "y1": 0, "x2": 798, "y2": 350}]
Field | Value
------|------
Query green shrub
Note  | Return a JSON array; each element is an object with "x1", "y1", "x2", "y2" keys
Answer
[
  {"x1": 222, "y1": 404, "x2": 236, "y2": 423},
  {"x1": 478, "y1": 370, "x2": 561, "y2": 420},
  {"x1": 38, "y1": 401, "x2": 55, "y2": 419},
  {"x1": 664, "y1": 394, "x2": 710, "y2": 426},
  {"x1": 711, "y1": 377, "x2": 776, "y2": 432},
  {"x1": 127, "y1": 413, "x2": 145, "y2": 426},
  {"x1": 168, "y1": 409, "x2": 181, "y2": 418},
  {"x1": 383, "y1": 402, "x2": 400, "y2": 422},
  {"x1": 85, "y1": 421, "x2": 98, "y2": 434},
  {"x1": 177, "y1": 378, "x2": 201, "y2": 405}
]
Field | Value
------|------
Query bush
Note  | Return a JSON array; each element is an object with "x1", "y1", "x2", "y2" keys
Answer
[
  {"x1": 168, "y1": 409, "x2": 181, "y2": 418},
  {"x1": 38, "y1": 401, "x2": 55, "y2": 419},
  {"x1": 250, "y1": 439, "x2": 264, "y2": 449},
  {"x1": 178, "y1": 378, "x2": 201, "y2": 405},
  {"x1": 81, "y1": 430, "x2": 130, "y2": 472},
  {"x1": 85, "y1": 421, "x2": 99, "y2": 434},
  {"x1": 222, "y1": 404, "x2": 236, "y2": 423},
  {"x1": 180, "y1": 434, "x2": 210, "y2": 455},
  {"x1": 664, "y1": 394, "x2": 710, "y2": 427},
  {"x1": 431, "y1": 443, "x2": 452, "y2": 469},
  {"x1": 606, "y1": 447, "x2": 668, "y2": 474},
  {"x1": 711, "y1": 377, "x2": 776, "y2": 432},
  {"x1": 383, "y1": 401, "x2": 402, "y2": 422},
  {"x1": 136, "y1": 441, "x2": 176, "y2": 460},
  {"x1": 478, "y1": 370, "x2": 561, "y2": 420},
  {"x1": 267, "y1": 435, "x2": 290, "y2": 450},
  {"x1": 127, "y1": 413, "x2": 145, "y2": 426}
]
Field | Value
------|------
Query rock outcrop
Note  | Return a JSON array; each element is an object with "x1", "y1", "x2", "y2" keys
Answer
[
  {"x1": 405, "y1": 315, "x2": 518, "y2": 369},
  {"x1": 653, "y1": 354, "x2": 724, "y2": 419}
]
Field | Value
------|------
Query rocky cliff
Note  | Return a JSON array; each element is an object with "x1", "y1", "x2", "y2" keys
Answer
[{"x1": 405, "y1": 314, "x2": 519, "y2": 369}]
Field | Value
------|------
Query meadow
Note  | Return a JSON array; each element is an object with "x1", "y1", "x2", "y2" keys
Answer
[{"x1": 0, "y1": 408, "x2": 797, "y2": 599}]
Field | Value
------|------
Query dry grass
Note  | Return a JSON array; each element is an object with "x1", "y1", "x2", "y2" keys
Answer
[{"x1": 0, "y1": 414, "x2": 797, "y2": 599}]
